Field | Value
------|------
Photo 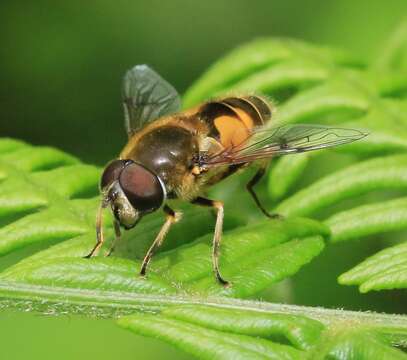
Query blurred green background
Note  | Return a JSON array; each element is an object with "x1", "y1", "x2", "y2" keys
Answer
[{"x1": 1, "y1": 1, "x2": 406, "y2": 359}]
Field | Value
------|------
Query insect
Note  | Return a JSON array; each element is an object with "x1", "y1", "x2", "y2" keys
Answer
[{"x1": 85, "y1": 64, "x2": 367, "y2": 286}]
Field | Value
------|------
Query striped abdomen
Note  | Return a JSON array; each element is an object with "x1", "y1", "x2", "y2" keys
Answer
[{"x1": 199, "y1": 95, "x2": 272, "y2": 149}]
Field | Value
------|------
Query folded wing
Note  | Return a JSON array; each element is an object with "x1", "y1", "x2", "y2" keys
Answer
[{"x1": 201, "y1": 124, "x2": 368, "y2": 167}]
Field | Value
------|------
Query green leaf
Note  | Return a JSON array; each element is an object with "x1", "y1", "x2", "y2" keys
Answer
[
  {"x1": 0, "y1": 214, "x2": 328, "y2": 297},
  {"x1": 277, "y1": 74, "x2": 369, "y2": 125},
  {"x1": 339, "y1": 241, "x2": 407, "y2": 293},
  {"x1": 183, "y1": 38, "x2": 362, "y2": 107},
  {"x1": 0, "y1": 139, "x2": 99, "y2": 255},
  {"x1": 117, "y1": 304, "x2": 407, "y2": 360},
  {"x1": 268, "y1": 154, "x2": 310, "y2": 201},
  {"x1": 275, "y1": 155, "x2": 407, "y2": 218},
  {"x1": 119, "y1": 314, "x2": 305, "y2": 360},
  {"x1": 162, "y1": 305, "x2": 325, "y2": 350},
  {"x1": 316, "y1": 329, "x2": 407, "y2": 360},
  {"x1": 373, "y1": 19, "x2": 407, "y2": 72},
  {"x1": 326, "y1": 197, "x2": 407, "y2": 243}
]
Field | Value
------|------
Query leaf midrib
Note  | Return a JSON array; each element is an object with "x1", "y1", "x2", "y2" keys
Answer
[{"x1": 1, "y1": 280, "x2": 406, "y2": 329}]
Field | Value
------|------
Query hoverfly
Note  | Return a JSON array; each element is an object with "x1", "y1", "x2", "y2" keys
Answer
[{"x1": 85, "y1": 64, "x2": 367, "y2": 286}]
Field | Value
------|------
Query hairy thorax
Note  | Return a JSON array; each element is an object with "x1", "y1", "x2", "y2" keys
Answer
[{"x1": 121, "y1": 125, "x2": 202, "y2": 199}]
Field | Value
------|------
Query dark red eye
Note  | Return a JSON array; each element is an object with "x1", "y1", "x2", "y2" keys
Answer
[
  {"x1": 119, "y1": 162, "x2": 165, "y2": 213},
  {"x1": 100, "y1": 160, "x2": 127, "y2": 190}
]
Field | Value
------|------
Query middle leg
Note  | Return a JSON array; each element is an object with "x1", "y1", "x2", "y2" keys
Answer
[
  {"x1": 191, "y1": 196, "x2": 229, "y2": 286},
  {"x1": 140, "y1": 205, "x2": 179, "y2": 277}
]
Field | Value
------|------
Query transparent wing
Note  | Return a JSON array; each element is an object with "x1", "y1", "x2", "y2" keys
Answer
[
  {"x1": 122, "y1": 64, "x2": 181, "y2": 137},
  {"x1": 201, "y1": 124, "x2": 368, "y2": 167}
]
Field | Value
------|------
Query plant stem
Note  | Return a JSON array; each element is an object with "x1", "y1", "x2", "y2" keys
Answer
[{"x1": 0, "y1": 280, "x2": 406, "y2": 347}]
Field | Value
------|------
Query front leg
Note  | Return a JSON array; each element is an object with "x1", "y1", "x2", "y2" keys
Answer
[
  {"x1": 84, "y1": 202, "x2": 107, "y2": 258},
  {"x1": 192, "y1": 196, "x2": 229, "y2": 287},
  {"x1": 105, "y1": 218, "x2": 121, "y2": 257}
]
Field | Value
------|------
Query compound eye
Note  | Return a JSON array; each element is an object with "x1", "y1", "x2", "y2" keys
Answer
[
  {"x1": 100, "y1": 160, "x2": 127, "y2": 190},
  {"x1": 119, "y1": 162, "x2": 165, "y2": 213}
]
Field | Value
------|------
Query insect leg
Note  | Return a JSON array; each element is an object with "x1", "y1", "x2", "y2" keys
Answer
[
  {"x1": 140, "y1": 205, "x2": 179, "y2": 277},
  {"x1": 191, "y1": 197, "x2": 229, "y2": 287},
  {"x1": 84, "y1": 202, "x2": 107, "y2": 258},
  {"x1": 105, "y1": 218, "x2": 121, "y2": 257},
  {"x1": 246, "y1": 165, "x2": 282, "y2": 219}
]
